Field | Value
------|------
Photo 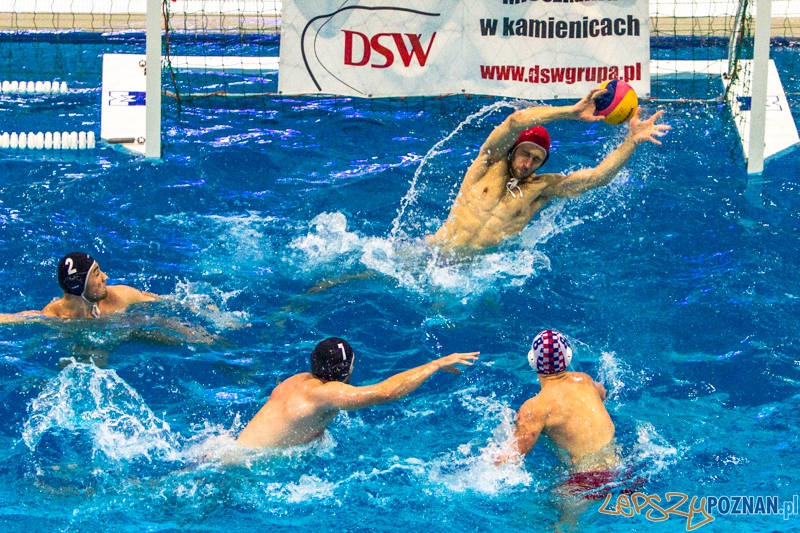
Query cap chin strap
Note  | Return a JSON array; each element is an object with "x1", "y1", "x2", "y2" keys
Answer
[
  {"x1": 507, "y1": 142, "x2": 548, "y2": 198},
  {"x1": 507, "y1": 157, "x2": 525, "y2": 198},
  {"x1": 80, "y1": 294, "x2": 101, "y2": 318},
  {"x1": 80, "y1": 261, "x2": 101, "y2": 318}
]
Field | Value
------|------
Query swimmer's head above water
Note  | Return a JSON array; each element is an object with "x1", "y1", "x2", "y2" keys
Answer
[
  {"x1": 58, "y1": 252, "x2": 97, "y2": 297},
  {"x1": 58, "y1": 252, "x2": 107, "y2": 316},
  {"x1": 528, "y1": 329, "x2": 572, "y2": 375},
  {"x1": 311, "y1": 337, "x2": 355, "y2": 383},
  {"x1": 508, "y1": 126, "x2": 551, "y2": 180}
]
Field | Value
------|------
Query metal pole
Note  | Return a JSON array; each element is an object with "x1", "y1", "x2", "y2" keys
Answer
[
  {"x1": 145, "y1": 0, "x2": 162, "y2": 160},
  {"x1": 746, "y1": 0, "x2": 771, "y2": 174}
]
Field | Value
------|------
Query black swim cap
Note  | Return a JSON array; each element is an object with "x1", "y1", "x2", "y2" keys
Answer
[
  {"x1": 58, "y1": 252, "x2": 96, "y2": 296},
  {"x1": 311, "y1": 337, "x2": 355, "y2": 382}
]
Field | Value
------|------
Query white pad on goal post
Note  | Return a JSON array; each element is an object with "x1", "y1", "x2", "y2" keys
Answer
[
  {"x1": 726, "y1": 59, "x2": 800, "y2": 164},
  {"x1": 101, "y1": 54, "x2": 148, "y2": 156}
]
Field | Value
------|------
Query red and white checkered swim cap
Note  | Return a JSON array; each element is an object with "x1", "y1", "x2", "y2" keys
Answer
[{"x1": 528, "y1": 329, "x2": 573, "y2": 375}]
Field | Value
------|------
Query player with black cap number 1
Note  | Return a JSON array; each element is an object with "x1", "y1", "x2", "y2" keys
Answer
[{"x1": 236, "y1": 337, "x2": 479, "y2": 448}]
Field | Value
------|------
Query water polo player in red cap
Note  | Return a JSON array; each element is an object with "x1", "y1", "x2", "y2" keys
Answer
[{"x1": 428, "y1": 87, "x2": 669, "y2": 252}]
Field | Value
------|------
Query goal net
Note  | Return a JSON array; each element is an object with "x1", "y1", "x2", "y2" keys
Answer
[{"x1": 0, "y1": 0, "x2": 797, "y2": 160}]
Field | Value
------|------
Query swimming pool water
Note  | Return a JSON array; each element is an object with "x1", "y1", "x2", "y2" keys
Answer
[{"x1": 0, "y1": 37, "x2": 799, "y2": 532}]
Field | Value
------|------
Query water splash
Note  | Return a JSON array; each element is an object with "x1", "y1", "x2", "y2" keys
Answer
[
  {"x1": 596, "y1": 351, "x2": 633, "y2": 402},
  {"x1": 389, "y1": 100, "x2": 519, "y2": 240},
  {"x1": 182, "y1": 422, "x2": 338, "y2": 470},
  {"x1": 201, "y1": 212, "x2": 278, "y2": 269},
  {"x1": 170, "y1": 279, "x2": 250, "y2": 331},
  {"x1": 22, "y1": 363, "x2": 179, "y2": 462},
  {"x1": 627, "y1": 421, "x2": 680, "y2": 479},
  {"x1": 426, "y1": 392, "x2": 534, "y2": 495},
  {"x1": 288, "y1": 211, "x2": 552, "y2": 297},
  {"x1": 265, "y1": 474, "x2": 338, "y2": 503},
  {"x1": 518, "y1": 200, "x2": 583, "y2": 248},
  {"x1": 288, "y1": 211, "x2": 364, "y2": 269},
  {"x1": 154, "y1": 211, "x2": 279, "y2": 276}
]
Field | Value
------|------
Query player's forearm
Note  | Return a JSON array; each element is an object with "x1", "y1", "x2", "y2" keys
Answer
[
  {"x1": 376, "y1": 361, "x2": 440, "y2": 402},
  {"x1": 495, "y1": 442, "x2": 523, "y2": 466},
  {"x1": 508, "y1": 105, "x2": 577, "y2": 132},
  {"x1": 587, "y1": 135, "x2": 638, "y2": 188},
  {"x1": 0, "y1": 311, "x2": 41, "y2": 324}
]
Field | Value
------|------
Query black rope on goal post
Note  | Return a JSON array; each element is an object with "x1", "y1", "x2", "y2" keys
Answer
[{"x1": 162, "y1": 0, "x2": 183, "y2": 120}]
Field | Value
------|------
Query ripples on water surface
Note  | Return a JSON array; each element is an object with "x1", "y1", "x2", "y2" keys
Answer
[{"x1": 0, "y1": 40, "x2": 798, "y2": 532}]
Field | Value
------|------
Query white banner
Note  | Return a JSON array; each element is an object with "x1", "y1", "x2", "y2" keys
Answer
[{"x1": 279, "y1": 0, "x2": 650, "y2": 99}]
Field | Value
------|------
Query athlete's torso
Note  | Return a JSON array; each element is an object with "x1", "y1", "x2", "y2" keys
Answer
[{"x1": 430, "y1": 159, "x2": 561, "y2": 251}]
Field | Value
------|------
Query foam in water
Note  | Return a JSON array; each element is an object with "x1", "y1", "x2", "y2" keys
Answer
[
  {"x1": 22, "y1": 362, "x2": 179, "y2": 462},
  {"x1": 288, "y1": 211, "x2": 553, "y2": 296},
  {"x1": 170, "y1": 279, "x2": 250, "y2": 331},
  {"x1": 426, "y1": 392, "x2": 534, "y2": 494},
  {"x1": 265, "y1": 474, "x2": 338, "y2": 503}
]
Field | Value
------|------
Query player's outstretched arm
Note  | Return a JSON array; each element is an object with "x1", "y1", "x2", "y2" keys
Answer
[
  {"x1": 0, "y1": 311, "x2": 42, "y2": 324},
  {"x1": 461, "y1": 89, "x2": 607, "y2": 189},
  {"x1": 550, "y1": 108, "x2": 670, "y2": 199},
  {"x1": 316, "y1": 351, "x2": 479, "y2": 411},
  {"x1": 484, "y1": 88, "x2": 607, "y2": 164}
]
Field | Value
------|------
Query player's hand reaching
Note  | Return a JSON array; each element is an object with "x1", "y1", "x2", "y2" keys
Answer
[
  {"x1": 434, "y1": 352, "x2": 480, "y2": 375},
  {"x1": 572, "y1": 87, "x2": 608, "y2": 123},
  {"x1": 628, "y1": 108, "x2": 671, "y2": 145}
]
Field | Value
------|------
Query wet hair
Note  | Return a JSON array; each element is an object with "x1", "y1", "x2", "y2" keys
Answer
[
  {"x1": 311, "y1": 337, "x2": 355, "y2": 382},
  {"x1": 57, "y1": 252, "x2": 97, "y2": 297}
]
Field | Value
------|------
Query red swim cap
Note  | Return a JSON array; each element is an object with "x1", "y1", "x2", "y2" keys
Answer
[{"x1": 510, "y1": 126, "x2": 551, "y2": 159}]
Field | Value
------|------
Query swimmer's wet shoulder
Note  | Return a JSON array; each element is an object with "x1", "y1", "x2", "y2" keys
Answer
[{"x1": 100, "y1": 285, "x2": 160, "y2": 313}]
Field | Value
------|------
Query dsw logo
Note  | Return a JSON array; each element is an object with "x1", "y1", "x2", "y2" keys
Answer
[{"x1": 343, "y1": 31, "x2": 437, "y2": 68}]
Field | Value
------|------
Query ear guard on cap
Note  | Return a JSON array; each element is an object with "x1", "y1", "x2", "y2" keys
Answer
[{"x1": 58, "y1": 252, "x2": 96, "y2": 297}]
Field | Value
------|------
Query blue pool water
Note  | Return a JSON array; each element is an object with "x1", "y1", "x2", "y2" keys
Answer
[{"x1": 0, "y1": 36, "x2": 799, "y2": 532}]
